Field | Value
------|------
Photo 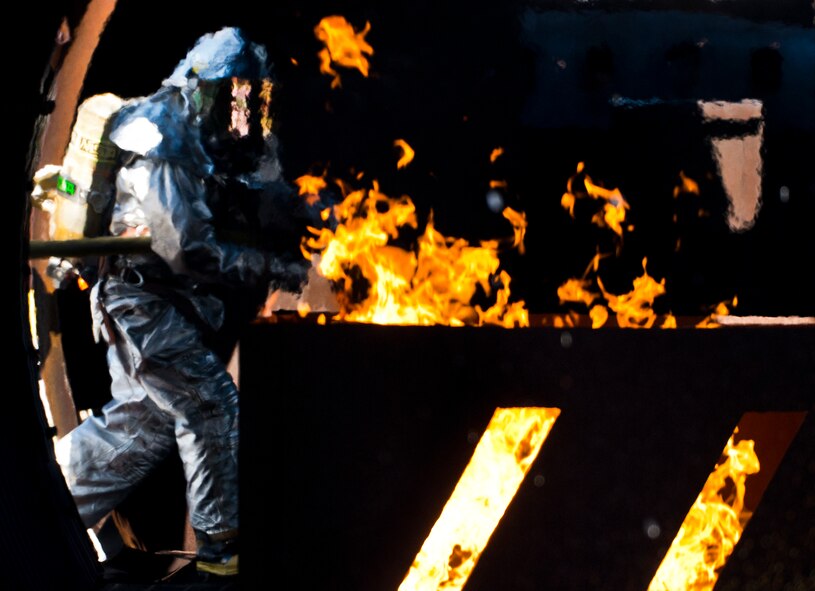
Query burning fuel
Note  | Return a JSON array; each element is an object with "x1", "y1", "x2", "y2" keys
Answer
[
  {"x1": 648, "y1": 430, "x2": 759, "y2": 591},
  {"x1": 303, "y1": 178, "x2": 528, "y2": 327},
  {"x1": 314, "y1": 15, "x2": 374, "y2": 89},
  {"x1": 399, "y1": 407, "x2": 560, "y2": 591},
  {"x1": 557, "y1": 163, "x2": 739, "y2": 327}
]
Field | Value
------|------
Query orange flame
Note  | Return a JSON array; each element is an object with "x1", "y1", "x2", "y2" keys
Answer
[
  {"x1": 294, "y1": 173, "x2": 328, "y2": 206},
  {"x1": 696, "y1": 296, "x2": 738, "y2": 328},
  {"x1": 394, "y1": 138, "x2": 415, "y2": 169},
  {"x1": 673, "y1": 170, "x2": 700, "y2": 198},
  {"x1": 314, "y1": 16, "x2": 373, "y2": 89},
  {"x1": 489, "y1": 147, "x2": 504, "y2": 163},
  {"x1": 399, "y1": 407, "x2": 560, "y2": 591},
  {"x1": 502, "y1": 207, "x2": 527, "y2": 255},
  {"x1": 304, "y1": 180, "x2": 528, "y2": 327},
  {"x1": 598, "y1": 258, "x2": 666, "y2": 329},
  {"x1": 648, "y1": 431, "x2": 759, "y2": 591},
  {"x1": 561, "y1": 163, "x2": 630, "y2": 239}
]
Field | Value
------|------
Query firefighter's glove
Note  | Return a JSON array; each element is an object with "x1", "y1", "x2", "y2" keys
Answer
[{"x1": 31, "y1": 165, "x2": 62, "y2": 212}]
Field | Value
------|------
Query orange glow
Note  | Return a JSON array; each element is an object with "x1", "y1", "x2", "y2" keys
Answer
[
  {"x1": 399, "y1": 407, "x2": 560, "y2": 591},
  {"x1": 304, "y1": 180, "x2": 528, "y2": 327},
  {"x1": 314, "y1": 16, "x2": 373, "y2": 89},
  {"x1": 394, "y1": 139, "x2": 415, "y2": 169},
  {"x1": 77, "y1": 275, "x2": 89, "y2": 291},
  {"x1": 489, "y1": 180, "x2": 508, "y2": 189},
  {"x1": 648, "y1": 430, "x2": 759, "y2": 591},
  {"x1": 489, "y1": 147, "x2": 504, "y2": 163}
]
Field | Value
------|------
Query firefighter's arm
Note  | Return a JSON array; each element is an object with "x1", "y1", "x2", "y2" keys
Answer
[{"x1": 131, "y1": 159, "x2": 308, "y2": 291}]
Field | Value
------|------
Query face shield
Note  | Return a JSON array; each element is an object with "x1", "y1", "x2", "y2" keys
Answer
[
  {"x1": 164, "y1": 27, "x2": 275, "y2": 176},
  {"x1": 194, "y1": 76, "x2": 275, "y2": 175}
]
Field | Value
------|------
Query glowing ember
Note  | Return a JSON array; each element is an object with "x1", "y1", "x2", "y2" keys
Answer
[
  {"x1": 394, "y1": 139, "x2": 415, "y2": 169},
  {"x1": 648, "y1": 430, "x2": 759, "y2": 591},
  {"x1": 303, "y1": 180, "x2": 528, "y2": 327},
  {"x1": 314, "y1": 16, "x2": 373, "y2": 89},
  {"x1": 399, "y1": 407, "x2": 560, "y2": 591},
  {"x1": 489, "y1": 147, "x2": 504, "y2": 163}
]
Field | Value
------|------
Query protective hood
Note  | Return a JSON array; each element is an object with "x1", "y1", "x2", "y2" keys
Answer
[{"x1": 163, "y1": 27, "x2": 270, "y2": 88}]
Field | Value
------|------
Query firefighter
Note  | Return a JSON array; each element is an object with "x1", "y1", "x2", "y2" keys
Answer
[{"x1": 54, "y1": 27, "x2": 310, "y2": 580}]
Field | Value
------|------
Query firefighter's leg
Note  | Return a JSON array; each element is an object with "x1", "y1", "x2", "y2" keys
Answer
[{"x1": 55, "y1": 344, "x2": 177, "y2": 529}]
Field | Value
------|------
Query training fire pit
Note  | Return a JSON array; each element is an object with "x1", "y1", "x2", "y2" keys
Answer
[{"x1": 239, "y1": 318, "x2": 814, "y2": 591}]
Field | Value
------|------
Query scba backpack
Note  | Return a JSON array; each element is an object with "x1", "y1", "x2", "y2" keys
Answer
[{"x1": 32, "y1": 93, "x2": 126, "y2": 289}]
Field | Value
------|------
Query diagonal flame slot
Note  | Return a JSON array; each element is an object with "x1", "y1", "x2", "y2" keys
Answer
[
  {"x1": 648, "y1": 411, "x2": 806, "y2": 591},
  {"x1": 399, "y1": 407, "x2": 560, "y2": 591}
]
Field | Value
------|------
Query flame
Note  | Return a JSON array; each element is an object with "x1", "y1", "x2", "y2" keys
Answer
[
  {"x1": 489, "y1": 180, "x2": 508, "y2": 189},
  {"x1": 648, "y1": 431, "x2": 760, "y2": 591},
  {"x1": 589, "y1": 304, "x2": 609, "y2": 328},
  {"x1": 560, "y1": 163, "x2": 630, "y2": 239},
  {"x1": 394, "y1": 139, "x2": 415, "y2": 169},
  {"x1": 696, "y1": 296, "x2": 738, "y2": 328},
  {"x1": 304, "y1": 180, "x2": 528, "y2": 327},
  {"x1": 674, "y1": 170, "x2": 700, "y2": 198},
  {"x1": 294, "y1": 173, "x2": 328, "y2": 206},
  {"x1": 314, "y1": 16, "x2": 373, "y2": 89},
  {"x1": 489, "y1": 147, "x2": 504, "y2": 163},
  {"x1": 598, "y1": 258, "x2": 666, "y2": 329},
  {"x1": 557, "y1": 278, "x2": 598, "y2": 308},
  {"x1": 399, "y1": 407, "x2": 560, "y2": 591},
  {"x1": 502, "y1": 207, "x2": 527, "y2": 255},
  {"x1": 662, "y1": 313, "x2": 677, "y2": 329}
]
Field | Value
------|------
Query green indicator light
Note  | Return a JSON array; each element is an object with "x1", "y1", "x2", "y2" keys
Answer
[{"x1": 57, "y1": 176, "x2": 76, "y2": 196}]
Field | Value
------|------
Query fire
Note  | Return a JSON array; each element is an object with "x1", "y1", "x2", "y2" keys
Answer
[
  {"x1": 696, "y1": 296, "x2": 738, "y2": 328},
  {"x1": 561, "y1": 162, "x2": 630, "y2": 239},
  {"x1": 557, "y1": 254, "x2": 667, "y2": 329},
  {"x1": 294, "y1": 173, "x2": 328, "y2": 206},
  {"x1": 674, "y1": 170, "x2": 700, "y2": 198},
  {"x1": 303, "y1": 180, "x2": 528, "y2": 327},
  {"x1": 648, "y1": 431, "x2": 760, "y2": 591},
  {"x1": 598, "y1": 258, "x2": 666, "y2": 329},
  {"x1": 394, "y1": 139, "x2": 415, "y2": 169},
  {"x1": 502, "y1": 207, "x2": 527, "y2": 255},
  {"x1": 399, "y1": 407, "x2": 560, "y2": 591},
  {"x1": 489, "y1": 147, "x2": 504, "y2": 163},
  {"x1": 314, "y1": 16, "x2": 373, "y2": 89}
]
